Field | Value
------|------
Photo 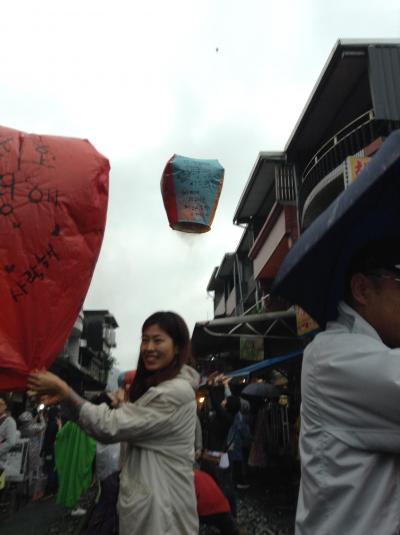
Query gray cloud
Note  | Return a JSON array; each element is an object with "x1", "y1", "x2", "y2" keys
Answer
[{"x1": 0, "y1": 0, "x2": 398, "y2": 371}]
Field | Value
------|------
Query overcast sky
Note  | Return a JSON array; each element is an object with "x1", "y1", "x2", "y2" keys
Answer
[{"x1": 2, "y1": 0, "x2": 399, "y2": 371}]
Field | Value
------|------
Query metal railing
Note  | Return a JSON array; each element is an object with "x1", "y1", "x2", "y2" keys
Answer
[
  {"x1": 299, "y1": 112, "x2": 400, "y2": 228},
  {"x1": 301, "y1": 110, "x2": 375, "y2": 184},
  {"x1": 275, "y1": 164, "x2": 296, "y2": 203}
]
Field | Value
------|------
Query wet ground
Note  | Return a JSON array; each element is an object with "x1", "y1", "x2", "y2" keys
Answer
[
  {"x1": 237, "y1": 484, "x2": 296, "y2": 535},
  {"x1": 1, "y1": 465, "x2": 298, "y2": 534},
  {"x1": 200, "y1": 464, "x2": 298, "y2": 535},
  {"x1": 0, "y1": 485, "x2": 97, "y2": 535}
]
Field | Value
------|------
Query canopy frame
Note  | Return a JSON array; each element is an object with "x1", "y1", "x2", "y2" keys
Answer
[{"x1": 199, "y1": 308, "x2": 297, "y2": 340}]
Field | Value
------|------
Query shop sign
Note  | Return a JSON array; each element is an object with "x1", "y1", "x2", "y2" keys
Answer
[
  {"x1": 240, "y1": 336, "x2": 264, "y2": 361},
  {"x1": 296, "y1": 305, "x2": 319, "y2": 336},
  {"x1": 345, "y1": 156, "x2": 370, "y2": 187}
]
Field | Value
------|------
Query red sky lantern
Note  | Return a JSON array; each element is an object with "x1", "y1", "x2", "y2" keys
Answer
[
  {"x1": 0, "y1": 125, "x2": 109, "y2": 390},
  {"x1": 161, "y1": 154, "x2": 224, "y2": 233}
]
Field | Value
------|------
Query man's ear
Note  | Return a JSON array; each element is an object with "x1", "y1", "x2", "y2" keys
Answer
[{"x1": 350, "y1": 273, "x2": 374, "y2": 307}]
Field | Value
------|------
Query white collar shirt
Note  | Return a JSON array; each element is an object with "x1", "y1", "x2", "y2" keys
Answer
[{"x1": 296, "y1": 301, "x2": 400, "y2": 535}]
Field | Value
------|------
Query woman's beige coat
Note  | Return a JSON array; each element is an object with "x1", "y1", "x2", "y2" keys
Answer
[{"x1": 79, "y1": 365, "x2": 200, "y2": 535}]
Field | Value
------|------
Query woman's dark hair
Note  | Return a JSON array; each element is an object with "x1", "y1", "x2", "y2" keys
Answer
[{"x1": 129, "y1": 311, "x2": 193, "y2": 402}]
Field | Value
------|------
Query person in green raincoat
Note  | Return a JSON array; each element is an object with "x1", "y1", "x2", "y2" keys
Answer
[{"x1": 55, "y1": 420, "x2": 96, "y2": 513}]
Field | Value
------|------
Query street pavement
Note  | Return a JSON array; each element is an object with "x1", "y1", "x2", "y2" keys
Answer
[
  {"x1": 236, "y1": 480, "x2": 297, "y2": 535},
  {"x1": 0, "y1": 486, "x2": 96, "y2": 535},
  {"x1": 1, "y1": 468, "x2": 298, "y2": 535},
  {"x1": 1, "y1": 497, "x2": 65, "y2": 535},
  {"x1": 201, "y1": 463, "x2": 298, "y2": 534}
]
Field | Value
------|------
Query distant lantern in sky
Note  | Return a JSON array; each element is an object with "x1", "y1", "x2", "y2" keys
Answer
[{"x1": 161, "y1": 154, "x2": 224, "y2": 233}]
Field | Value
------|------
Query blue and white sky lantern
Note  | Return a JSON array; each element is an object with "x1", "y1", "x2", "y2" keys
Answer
[{"x1": 161, "y1": 154, "x2": 224, "y2": 233}]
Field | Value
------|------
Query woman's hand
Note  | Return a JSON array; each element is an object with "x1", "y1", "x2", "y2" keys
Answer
[
  {"x1": 107, "y1": 389, "x2": 125, "y2": 408},
  {"x1": 27, "y1": 371, "x2": 70, "y2": 405}
]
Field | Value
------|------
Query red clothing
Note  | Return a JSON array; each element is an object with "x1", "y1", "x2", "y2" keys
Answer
[{"x1": 194, "y1": 469, "x2": 230, "y2": 516}]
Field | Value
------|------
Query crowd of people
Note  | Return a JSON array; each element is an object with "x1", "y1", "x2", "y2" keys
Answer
[
  {"x1": 0, "y1": 398, "x2": 59, "y2": 501},
  {"x1": 0, "y1": 308, "x2": 262, "y2": 534},
  {"x1": 0, "y1": 305, "x2": 309, "y2": 534},
  {"x1": 2, "y1": 237, "x2": 398, "y2": 535}
]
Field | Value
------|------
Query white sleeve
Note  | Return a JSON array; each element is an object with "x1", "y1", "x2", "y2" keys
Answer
[
  {"x1": 79, "y1": 392, "x2": 177, "y2": 445},
  {"x1": 305, "y1": 334, "x2": 400, "y2": 452}
]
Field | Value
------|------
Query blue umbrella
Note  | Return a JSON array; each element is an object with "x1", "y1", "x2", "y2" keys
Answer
[{"x1": 272, "y1": 130, "x2": 400, "y2": 327}]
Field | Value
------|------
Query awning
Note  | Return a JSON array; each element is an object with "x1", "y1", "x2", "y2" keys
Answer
[
  {"x1": 191, "y1": 308, "x2": 298, "y2": 360},
  {"x1": 227, "y1": 349, "x2": 303, "y2": 378}
]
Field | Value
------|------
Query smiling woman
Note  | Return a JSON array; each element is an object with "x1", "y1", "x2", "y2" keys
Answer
[
  {"x1": 27, "y1": 311, "x2": 200, "y2": 535},
  {"x1": 141, "y1": 324, "x2": 176, "y2": 370},
  {"x1": 129, "y1": 311, "x2": 193, "y2": 401}
]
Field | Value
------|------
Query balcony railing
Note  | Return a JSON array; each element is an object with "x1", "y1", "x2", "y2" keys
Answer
[
  {"x1": 298, "y1": 111, "x2": 400, "y2": 228},
  {"x1": 301, "y1": 110, "x2": 375, "y2": 185},
  {"x1": 275, "y1": 164, "x2": 296, "y2": 203}
]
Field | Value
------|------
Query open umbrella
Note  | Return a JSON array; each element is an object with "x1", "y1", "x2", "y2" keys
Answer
[
  {"x1": 272, "y1": 130, "x2": 400, "y2": 327},
  {"x1": 241, "y1": 382, "x2": 281, "y2": 398}
]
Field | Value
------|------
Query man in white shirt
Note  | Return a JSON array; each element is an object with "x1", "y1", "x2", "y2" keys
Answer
[{"x1": 296, "y1": 239, "x2": 400, "y2": 535}]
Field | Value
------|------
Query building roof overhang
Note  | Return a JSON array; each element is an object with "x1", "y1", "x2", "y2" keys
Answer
[
  {"x1": 233, "y1": 152, "x2": 285, "y2": 225},
  {"x1": 215, "y1": 252, "x2": 235, "y2": 278},
  {"x1": 285, "y1": 39, "x2": 400, "y2": 164},
  {"x1": 84, "y1": 310, "x2": 119, "y2": 328},
  {"x1": 206, "y1": 266, "x2": 219, "y2": 292},
  {"x1": 236, "y1": 226, "x2": 254, "y2": 256}
]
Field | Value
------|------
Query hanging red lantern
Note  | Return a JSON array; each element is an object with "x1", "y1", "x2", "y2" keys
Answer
[
  {"x1": 161, "y1": 154, "x2": 224, "y2": 233},
  {"x1": 0, "y1": 125, "x2": 109, "y2": 390}
]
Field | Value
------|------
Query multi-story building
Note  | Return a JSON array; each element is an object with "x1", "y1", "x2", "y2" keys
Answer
[
  {"x1": 51, "y1": 309, "x2": 118, "y2": 393},
  {"x1": 193, "y1": 39, "x2": 400, "y2": 374},
  {"x1": 287, "y1": 39, "x2": 400, "y2": 231},
  {"x1": 191, "y1": 37, "x2": 400, "y2": 488},
  {"x1": 193, "y1": 152, "x2": 301, "y2": 371}
]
